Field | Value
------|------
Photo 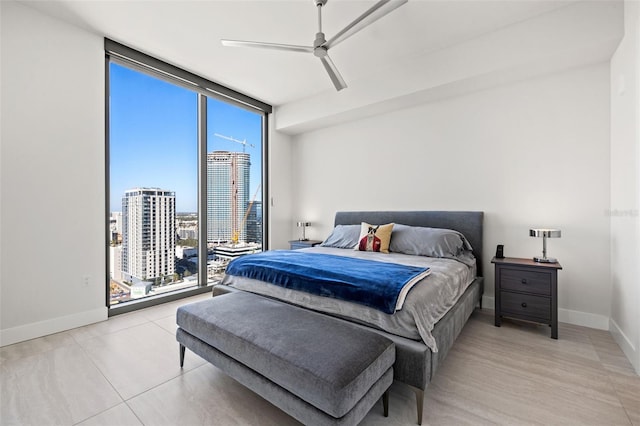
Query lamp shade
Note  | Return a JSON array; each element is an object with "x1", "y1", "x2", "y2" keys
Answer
[
  {"x1": 529, "y1": 229, "x2": 561, "y2": 238},
  {"x1": 529, "y1": 228, "x2": 561, "y2": 263},
  {"x1": 296, "y1": 221, "x2": 310, "y2": 241}
]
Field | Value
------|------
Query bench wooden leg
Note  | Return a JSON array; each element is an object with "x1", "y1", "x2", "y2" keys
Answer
[
  {"x1": 382, "y1": 390, "x2": 389, "y2": 417},
  {"x1": 409, "y1": 385, "x2": 424, "y2": 425},
  {"x1": 179, "y1": 344, "x2": 186, "y2": 368}
]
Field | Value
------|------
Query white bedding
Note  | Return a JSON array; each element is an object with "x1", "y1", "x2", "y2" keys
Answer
[{"x1": 220, "y1": 246, "x2": 476, "y2": 352}]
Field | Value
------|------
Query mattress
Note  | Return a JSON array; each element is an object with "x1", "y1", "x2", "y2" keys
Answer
[{"x1": 220, "y1": 246, "x2": 476, "y2": 352}]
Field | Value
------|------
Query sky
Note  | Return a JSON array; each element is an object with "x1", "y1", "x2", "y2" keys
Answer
[{"x1": 109, "y1": 62, "x2": 263, "y2": 213}]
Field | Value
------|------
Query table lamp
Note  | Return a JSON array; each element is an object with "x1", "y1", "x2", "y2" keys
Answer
[
  {"x1": 297, "y1": 221, "x2": 310, "y2": 241},
  {"x1": 529, "y1": 228, "x2": 561, "y2": 263}
]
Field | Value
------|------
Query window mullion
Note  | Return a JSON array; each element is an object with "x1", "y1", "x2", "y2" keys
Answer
[{"x1": 198, "y1": 94, "x2": 208, "y2": 286}]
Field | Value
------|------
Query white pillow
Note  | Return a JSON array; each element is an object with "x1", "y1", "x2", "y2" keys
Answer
[
  {"x1": 320, "y1": 225, "x2": 360, "y2": 249},
  {"x1": 389, "y1": 224, "x2": 472, "y2": 258}
]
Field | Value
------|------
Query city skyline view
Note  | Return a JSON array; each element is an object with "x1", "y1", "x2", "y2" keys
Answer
[
  {"x1": 109, "y1": 62, "x2": 263, "y2": 214},
  {"x1": 108, "y1": 61, "x2": 265, "y2": 302}
]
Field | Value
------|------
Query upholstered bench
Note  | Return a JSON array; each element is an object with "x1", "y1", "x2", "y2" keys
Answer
[{"x1": 176, "y1": 291, "x2": 395, "y2": 426}]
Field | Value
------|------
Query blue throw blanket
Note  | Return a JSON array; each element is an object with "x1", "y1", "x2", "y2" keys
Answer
[{"x1": 225, "y1": 250, "x2": 430, "y2": 314}]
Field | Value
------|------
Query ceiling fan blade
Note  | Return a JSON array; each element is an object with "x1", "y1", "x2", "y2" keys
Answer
[
  {"x1": 319, "y1": 55, "x2": 347, "y2": 91},
  {"x1": 326, "y1": 0, "x2": 408, "y2": 49},
  {"x1": 221, "y1": 39, "x2": 314, "y2": 54}
]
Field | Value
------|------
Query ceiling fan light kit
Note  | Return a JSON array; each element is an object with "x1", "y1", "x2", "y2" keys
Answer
[{"x1": 221, "y1": 0, "x2": 408, "y2": 91}]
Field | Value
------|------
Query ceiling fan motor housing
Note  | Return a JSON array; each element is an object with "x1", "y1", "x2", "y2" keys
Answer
[
  {"x1": 314, "y1": 46, "x2": 328, "y2": 58},
  {"x1": 314, "y1": 32, "x2": 327, "y2": 49}
]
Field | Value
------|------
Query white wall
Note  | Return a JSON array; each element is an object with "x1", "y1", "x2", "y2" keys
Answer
[
  {"x1": 1, "y1": 1, "x2": 107, "y2": 345},
  {"x1": 610, "y1": 0, "x2": 640, "y2": 373},
  {"x1": 0, "y1": 1, "x2": 295, "y2": 346},
  {"x1": 292, "y1": 63, "x2": 612, "y2": 329},
  {"x1": 267, "y1": 115, "x2": 294, "y2": 250}
]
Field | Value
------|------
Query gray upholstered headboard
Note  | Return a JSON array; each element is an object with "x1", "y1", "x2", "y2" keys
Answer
[{"x1": 334, "y1": 211, "x2": 484, "y2": 277}]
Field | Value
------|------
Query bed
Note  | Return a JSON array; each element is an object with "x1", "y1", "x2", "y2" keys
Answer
[{"x1": 214, "y1": 211, "x2": 484, "y2": 424}]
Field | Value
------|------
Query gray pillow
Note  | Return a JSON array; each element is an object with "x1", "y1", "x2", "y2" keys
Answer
[
  {"x1": 389, "y1": 224, "x2": 473, "y2": 258},
  {"x1": 320, "y1": 224, "x2": 360, "y2": 249}
]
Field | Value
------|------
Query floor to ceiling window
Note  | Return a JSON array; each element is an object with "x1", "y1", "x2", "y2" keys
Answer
[
  {"x1": 108, "y1": 63, "x2": 198, "y2": 304},
  {"x1": 205, "y1": 98, "x2": 264, "y2": 282},
  {"x1": 106, "y1": 40, "x2": 270, "y2": 312}
]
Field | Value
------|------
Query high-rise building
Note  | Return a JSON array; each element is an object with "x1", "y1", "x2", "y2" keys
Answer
[
  {"x1": 122, "y1": 188, "x2": 176, "y2": 283},
  {"x1": 109, "y1": 244, "x2": 123, "y2": 282},
  {"x1": 246, "y1": 201, "x2": 262, "y2": 244},
  {"x1": 110, "y1": 211, "x2": 123, "y2": 234},
  {"x1": 207, "y1": 151, "x2": 250, "y2": 243},
  {"x1": 109, "y1": 211, "x2": 123, "y2": 244}
]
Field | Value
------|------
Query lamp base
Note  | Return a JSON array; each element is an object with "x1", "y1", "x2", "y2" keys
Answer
[
  {"x1": 298, "y1": 238, "x2": 309, "y2": 241},
  {"x1": 534, "y1": 256, "x2": 558, "y2": 263}
]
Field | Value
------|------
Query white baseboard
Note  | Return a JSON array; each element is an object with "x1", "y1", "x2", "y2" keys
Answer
[
  {"x1": 481, "y1": 295, "x2": 494, "y2": 311},
  {"x1": 480, "y1": 295, "x2": 609, "y2": 330},
  {"x1": 559, "y1": 307, "x2": 609, "y2": 330},
  {"x1": 610, "y1": 318, "x2": 639, "y2": 374},
  {"x1": 0, "y1": 307, "x2": 108, "y2": 347}
]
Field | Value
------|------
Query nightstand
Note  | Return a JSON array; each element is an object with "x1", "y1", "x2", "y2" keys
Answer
[
  {"x1": 289, "y1": 239, "x2": 322, "y2": 250},
  {"x1": 492, "y1": 257, "x2": 562, "y2": 339}
]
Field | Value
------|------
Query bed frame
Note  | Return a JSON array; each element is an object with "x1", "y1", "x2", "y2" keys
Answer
[
  {"x1": 333, "y1": 211, "x2": 483, "y2": 424},
  {"x1": 215, "y1": 210, "x2": 484, "y2": 424}
]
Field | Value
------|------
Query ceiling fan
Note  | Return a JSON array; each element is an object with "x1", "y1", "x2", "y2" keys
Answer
[{"x1": 221, "y1": 0, "x2": 408, "y2": 91}]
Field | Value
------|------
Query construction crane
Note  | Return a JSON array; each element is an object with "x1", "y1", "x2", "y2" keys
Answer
[
  {"x1": 214, "y1": 133, "x2": 255, "y2": 153},
  {"x1": 230, "y1": 154, "x2": 238, "y2": 245},
  {"x1": 231, "y1": 184, "x2": 261, "y2": 245}
]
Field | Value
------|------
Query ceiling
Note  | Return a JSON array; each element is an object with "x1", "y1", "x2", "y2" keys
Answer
[{"x1": 22, "y1": 0, "x2": 624, "y2": 134}]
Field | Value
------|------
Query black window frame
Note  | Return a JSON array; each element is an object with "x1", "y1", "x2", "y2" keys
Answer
[{"x1": 105, "y1": 39, "x2": 271, "y2": 315}]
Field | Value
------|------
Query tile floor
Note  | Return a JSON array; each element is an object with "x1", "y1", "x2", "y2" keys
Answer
[{"x1": 1, "y1": 293, "x2": 638, "y2": 425}]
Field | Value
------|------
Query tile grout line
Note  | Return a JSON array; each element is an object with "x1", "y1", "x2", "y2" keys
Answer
[
  {"x1": 0, "y1": 332, "x2": 78, "y2": 366},
  {"x1": 605, "y1": 370, "x2": 637, "y2": 425},
  {"x1": 150, "y1": 315, "x2": 179, "y2": 338},
  {"x1": 70, "y1": 326, "x2": 132, "y2": 425},
  {"x1": 68, "y1": 305, "x2": 189, "y2": 425},
  {"x1": 127, "y1": 360, "x2": 209, "y2": 400},
  {"x1": 587, "y1": 332, "x2": 635, "y2": 426},
  {"x1": 123, "y1": 399, "x2": 147, "y2": 426},
  {"x1": 123, "y1": 360, "x2": 212, "y2": 425},
  {"x1": 73, "y1": 318, "x2": 185, "y2": 396},
  {"x1": 70, "y1": 310, "x2": 201, "y2": 424},
  {"x1": 68, "y1": 317, "x2": 146, "y2": 345}
]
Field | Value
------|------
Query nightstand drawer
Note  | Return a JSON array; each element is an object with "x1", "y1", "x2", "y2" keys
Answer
[
  {"x1": 500, "y1": 268, "x2": 551, "y2": 295},
  {"x1": 500, "y1": 292, "x2": 550, "y2": 321}
]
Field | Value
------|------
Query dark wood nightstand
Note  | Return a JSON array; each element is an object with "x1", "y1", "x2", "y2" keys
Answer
[
  {"x1": 492, "y1": 257, "x2": 562, "y2": 339},
  {"x1": 289, "y1": 239, "x2": 322, "y2": 250}
]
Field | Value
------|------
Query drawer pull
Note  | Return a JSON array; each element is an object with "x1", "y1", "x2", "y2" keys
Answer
[
  {"x1": 521, "y1": 279, "x2": 528, "y2": 284},
  {"x1": 521, "y1": 302, "x2": 527, "y2": 308}
]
